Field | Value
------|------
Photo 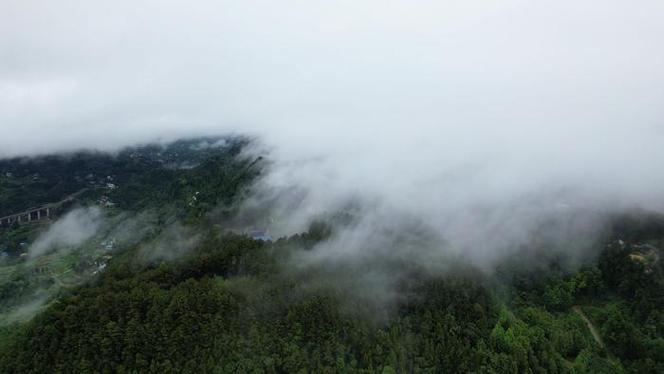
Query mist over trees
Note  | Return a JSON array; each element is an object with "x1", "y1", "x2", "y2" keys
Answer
[
  {"x1": 2, "y1": 1, "x2": 664, "y2": 372},
  {"x1": 0, "y1": 139, "x2": 662, "y2": 373}
]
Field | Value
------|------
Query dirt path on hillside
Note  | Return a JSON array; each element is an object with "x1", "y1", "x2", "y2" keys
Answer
[{"x1": 572, "y1": 306, "x2": 606, "y2": 350}]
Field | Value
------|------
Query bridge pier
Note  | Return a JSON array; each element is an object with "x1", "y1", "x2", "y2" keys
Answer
[{"x1": 1, "y1": 205, "x2": 55, "y2": 228}]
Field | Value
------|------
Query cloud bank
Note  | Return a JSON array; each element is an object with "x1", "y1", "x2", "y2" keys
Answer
[
  {"x1": 29, "y1": 207, "x2": 103, "y2": 258},
  {"x1": 2, "y1": 1, "x2": 664, "y2": 266}
]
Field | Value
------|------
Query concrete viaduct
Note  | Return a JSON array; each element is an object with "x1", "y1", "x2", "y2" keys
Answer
[
  {"x1": 0, "y1": 188, "x2": 88, "y2": 228},
  {"x1": 0, "y1": 205, "x2": 54, "y2": 227}
]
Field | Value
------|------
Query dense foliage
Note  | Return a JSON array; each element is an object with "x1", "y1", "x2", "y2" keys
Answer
[
  {"x1": 0, "y1": 137, "x2": 253, "y2": 217},
  {"x1": 0, "y1": 140, "x2": 663, "y2": 373},
  {"x1": 0, "y1": 220, "x2": 662, "y2": 373}
]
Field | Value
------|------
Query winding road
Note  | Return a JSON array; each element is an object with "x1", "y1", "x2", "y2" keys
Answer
[{"x1": 572, "y1": 306, "x2": 606, "y2": 350}]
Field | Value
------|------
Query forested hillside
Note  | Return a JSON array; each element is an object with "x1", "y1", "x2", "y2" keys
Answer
[
  {"x1": 0, "y1": 137, "x2": 262, "y2": 347},
  {"x1": 0, "y1": 137, "x2": 254, "y2": 217},
  {"x1": 0, "y1": 140, "x2": 662, "y2": 373},
  {"x1": 2, "y1": 220, "x2": 663, "y2": 373}
]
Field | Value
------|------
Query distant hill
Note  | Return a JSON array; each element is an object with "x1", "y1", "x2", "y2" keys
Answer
[{"x1": 0, "y1": 136, "x2": 258, "y2": 217}]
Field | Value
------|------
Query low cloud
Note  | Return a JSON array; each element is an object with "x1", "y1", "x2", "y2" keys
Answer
[
  {"x1": 1, "y1": 1, "x2": 663, "y2": 276},
  {"x1": 29, "y1": 207, "x2": 103, "y2": 258},
  {"x1": 138, "y1": 224, "x2": 201, "y2": 262},
  {"x1": 0, "y1": 294, "x2": 49, "y2": 325}
]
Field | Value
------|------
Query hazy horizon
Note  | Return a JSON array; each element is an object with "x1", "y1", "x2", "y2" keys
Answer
[{"x1": 2, "y1": 1, "x2": 664, "y2": 266}]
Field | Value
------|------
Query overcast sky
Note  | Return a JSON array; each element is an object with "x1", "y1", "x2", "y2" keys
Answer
[{"x1": 2, "y1": 1, "x2": 664, "y2": 260}]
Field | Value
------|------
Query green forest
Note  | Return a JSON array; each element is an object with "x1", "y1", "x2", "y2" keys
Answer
[{"x1": 0, "y1": 139, "x2": 662, "y2": 373}]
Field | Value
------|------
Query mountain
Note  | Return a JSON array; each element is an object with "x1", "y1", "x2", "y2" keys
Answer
[{"x1": 0, "y1": 138, "x2": 663, "y2": 373}]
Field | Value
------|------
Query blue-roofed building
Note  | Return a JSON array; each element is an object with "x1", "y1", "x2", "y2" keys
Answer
[{"x1": 248, "y1": 229, "x2": 272, "y2": 241}]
